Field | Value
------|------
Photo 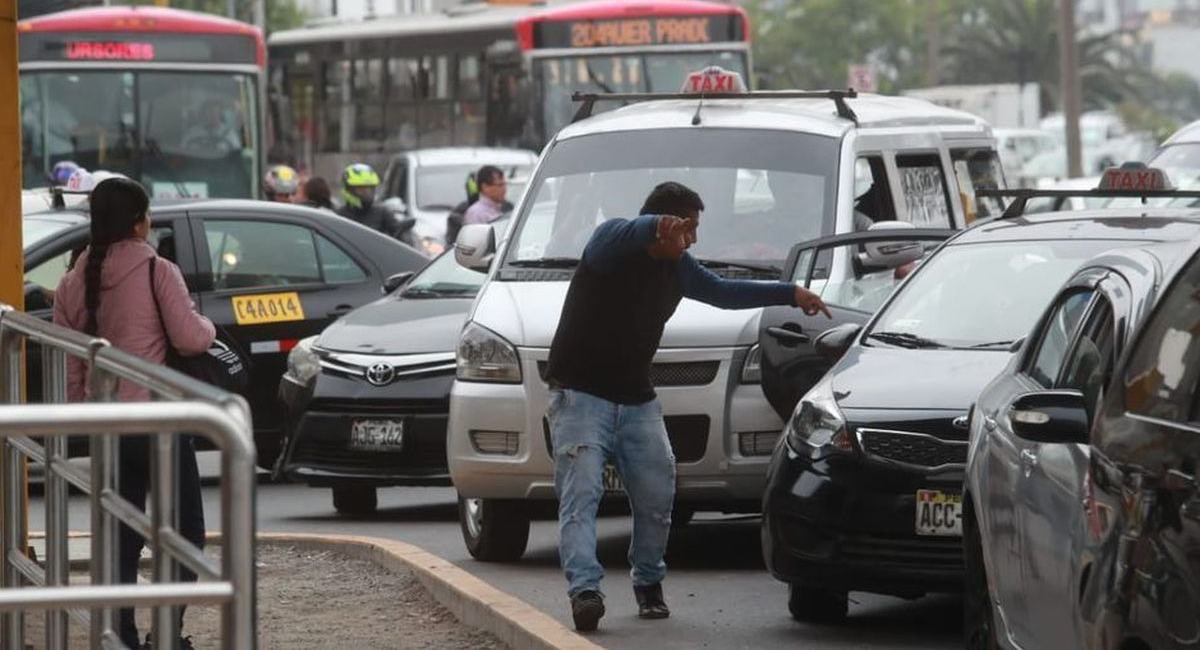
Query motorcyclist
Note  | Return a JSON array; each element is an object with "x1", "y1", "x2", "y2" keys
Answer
[
  {"x1": 264, "y1": 164, "x2": 300, "y2": 203},
  {"x1": 338, "y1": 163, "x2": 418, "y2": 248}
]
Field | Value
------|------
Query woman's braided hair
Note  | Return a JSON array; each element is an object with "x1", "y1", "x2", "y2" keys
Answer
[{"x1": 84, "y1": 178, "x2": 150, "y2": 336}]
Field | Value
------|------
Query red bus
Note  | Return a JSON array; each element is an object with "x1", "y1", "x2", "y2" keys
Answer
[
  {"x1": 268, "y1": 0, "x2": 749, "y2": 179},
  {"x1": 19, "y1": 6, "x2": 267, "y2": 199}
]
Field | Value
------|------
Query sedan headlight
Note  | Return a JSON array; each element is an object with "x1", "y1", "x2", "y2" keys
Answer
[
  {"x1": 284, "y1": 336, "x2": 321, "y2": 385},
  {"x1": 456, "y1": 322, "x2": 522, "y2": 383},
  {"x1": 740, "y1": 344, "x2": 763, "y2": 384},
  {"x1": 785, "y1": 379, "x2": 853, "y2": 454}
]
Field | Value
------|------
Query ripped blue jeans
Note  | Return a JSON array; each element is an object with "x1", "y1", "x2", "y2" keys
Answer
[{"x1": 547, "y1": 388, "x2": 677, "y2": 597}]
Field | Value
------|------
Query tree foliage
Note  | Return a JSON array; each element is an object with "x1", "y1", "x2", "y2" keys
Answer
[
  {"x1": 746, "y1": 0, "x2": 1195, "y2": 124},
  {"x1": 115, "y1": 0, "x2": 306, "y2": 34}
]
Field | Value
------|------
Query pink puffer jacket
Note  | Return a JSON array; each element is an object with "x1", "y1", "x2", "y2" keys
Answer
[{"x1": 53, "y1": 239, "x2": 215, "y2": 402}]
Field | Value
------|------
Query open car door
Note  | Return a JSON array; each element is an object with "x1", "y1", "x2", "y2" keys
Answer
[{"x1": 758, "y1": 227, "x2": 955, "y2": 420}]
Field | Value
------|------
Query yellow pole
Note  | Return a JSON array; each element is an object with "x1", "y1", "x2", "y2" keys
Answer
[
  {"x1": 0, "y1": 0, "x2": 26, "y2": 567},
  {"x1": 0, "y1": 3, "x2": 19, "y2": 310}
]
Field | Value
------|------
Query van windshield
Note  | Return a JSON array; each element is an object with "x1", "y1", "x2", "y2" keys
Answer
[{"x1": 504, "y1": 128, "x2": 840, "y2": 273}]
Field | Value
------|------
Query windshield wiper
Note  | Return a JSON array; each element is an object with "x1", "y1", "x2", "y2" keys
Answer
[
  {"x1": 694, "y1": 258, "x2": 782, "y2": 275},
  {"x1": 965, "y1": 339, "x2": 1017, "y2": 350},
  {"x1": 508, "y1": 257, "x2": 580, "y2": 268},
  {"x1": 866, "y1": 331, "x2": 949, "y2": 349}
]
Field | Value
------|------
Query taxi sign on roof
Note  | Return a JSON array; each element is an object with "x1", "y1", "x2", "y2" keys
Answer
[
  {"x1": 681, "y1": 66, "x2": 747, "y2": 95},
  {"x1": 1099, "y1": 162, "x2": 1174, "y2": 192}
]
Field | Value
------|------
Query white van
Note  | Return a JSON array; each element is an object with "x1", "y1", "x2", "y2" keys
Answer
[{"x1": 448, "y1": 74, "x2": 1003, "y2": 560}]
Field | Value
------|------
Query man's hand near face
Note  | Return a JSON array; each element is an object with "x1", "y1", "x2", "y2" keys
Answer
[{"x1": 656, "y1": 215, "x2": 697, "y2": 248}]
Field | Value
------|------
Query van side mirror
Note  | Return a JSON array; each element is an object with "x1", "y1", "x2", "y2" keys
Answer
[
  {"x1": 455, "y1": 224, "x2": 496, "y2": 272},
  {"x1": 814, "y1": 323, "x2": 862, "y2": 361},
  {"x1": 1008, "y1": 390, "x2": 1090, "y2": 444},
  {"x1": 384, "y1": 271, "x2": 415, "y2": 293},
  {"x1": 860, "y1": 222, "x2": 924, "y2": 269}
]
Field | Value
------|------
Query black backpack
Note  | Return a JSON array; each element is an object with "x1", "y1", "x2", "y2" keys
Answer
[{"x1": 148, "y1": 258, "x2": 249, "y2": 392}]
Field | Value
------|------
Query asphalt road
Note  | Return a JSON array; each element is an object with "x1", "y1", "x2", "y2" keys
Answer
[{"x1": 32, "y1": 478, "x2": 962, "y2": 650}]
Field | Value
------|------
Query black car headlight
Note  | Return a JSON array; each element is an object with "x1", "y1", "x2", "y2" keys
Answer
[
  {"x1": 786, "y1": 379, "x2": 852, "y2": 454},
  {"x1": 284, "y1": 336, "x2": 321, "y2": 385},
  {"x1": 456, "y1": 322, "x2": 522, "y2": 383}
]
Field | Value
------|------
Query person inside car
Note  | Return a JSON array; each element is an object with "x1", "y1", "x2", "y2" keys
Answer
[
  {"x1": 543, "y1": 181, "x2": 830, "y2": 633},
  {"x1": 462, "y1": 165, "x2": 510, "y2": 225}
]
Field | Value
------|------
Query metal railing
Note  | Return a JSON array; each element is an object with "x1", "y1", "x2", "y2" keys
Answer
[{"x1": 0, "y1": 304, "x2": 257, "y2": 649}]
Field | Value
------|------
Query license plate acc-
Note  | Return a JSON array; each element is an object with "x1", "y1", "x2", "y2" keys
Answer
[{"x1": 914, "y1": 489, "x2": 962, "y2": 536}]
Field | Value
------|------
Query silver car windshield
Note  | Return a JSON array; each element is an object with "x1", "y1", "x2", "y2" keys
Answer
[
  {"x1": 505, "y1": 129, "x2": 840, "y2": 269},
  {"x1": 869, "y1": 239, "x2": 1129, "y2": 349}
]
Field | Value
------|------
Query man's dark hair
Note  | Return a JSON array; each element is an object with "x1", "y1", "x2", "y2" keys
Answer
[
  {"x1": 476, "y1": 165, "x2": 504, "y2": 187},
  {"x1": 639, "y1": 181, "x2": 704, "y2": 217}
]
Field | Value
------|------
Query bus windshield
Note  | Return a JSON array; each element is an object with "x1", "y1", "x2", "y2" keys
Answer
[
  {"x1": 21, "y1": 70, "x2": 259, "y2": 199},
  {"x1": 506, "y1": 128, "x2": 838, "y2": 272},
  {"x1": 537, "y1": 50, "x2": 748, "y2": 141}
]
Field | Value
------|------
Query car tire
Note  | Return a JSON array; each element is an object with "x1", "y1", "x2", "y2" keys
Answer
[
  {"x1": 787, "y1": 583, "x2": 848, "y2": 623},
  {"x1": 458, "y1": 495, "x2": 530, "y2": 562},
  {"x1": 964, "y1": 509, "x2": 1000, "y2": 649},
  {"x1": 332, "y1": 486, "x2": 378, "y2": 516}
]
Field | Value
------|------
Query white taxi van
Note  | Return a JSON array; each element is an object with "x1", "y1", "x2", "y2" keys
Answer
[{"x1": 448, "y1": 68, "x2": 1004, "y2": 560}]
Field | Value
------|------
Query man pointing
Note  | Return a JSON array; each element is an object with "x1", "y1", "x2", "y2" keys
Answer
[{"x1": 544, "y1": 181, "x2": 830, "y2": 632}]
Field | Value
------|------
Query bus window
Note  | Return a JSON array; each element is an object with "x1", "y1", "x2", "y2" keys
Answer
[
  {"x1": 538, "y1": 55, "x2": 641, "y2": 140},
  {"x1": 644, "y1": 51, "x2": 747, "y2": 91},
  {"x1": 21, "y1": 71, "x2": 136, "y2": 184}
]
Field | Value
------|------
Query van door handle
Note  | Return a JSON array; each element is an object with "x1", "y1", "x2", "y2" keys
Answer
[{"x1": 766, "y1": 326, "x2": 810, "y2": 346}]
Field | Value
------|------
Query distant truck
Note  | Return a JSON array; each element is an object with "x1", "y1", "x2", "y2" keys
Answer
[{"x1": 903, "y1": 83, "x2": 1041, "y2": 129}]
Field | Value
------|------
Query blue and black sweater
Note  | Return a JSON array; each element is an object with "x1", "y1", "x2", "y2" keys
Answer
[{"x1": 545, "y1": 214, "x2": 798, "y2": 404}]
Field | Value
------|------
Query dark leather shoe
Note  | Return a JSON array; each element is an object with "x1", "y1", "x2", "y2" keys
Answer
[
  {"x1": 634, "y1": 583, "x2": 670, "y2": 619},
  {"x1": 571, "y1": 590, "x2": 606, "y2": 632}
]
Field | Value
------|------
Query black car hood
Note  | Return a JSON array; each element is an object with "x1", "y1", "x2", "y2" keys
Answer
[
  {"x1": 317, "y1": 294, "x2": 472, "y2": 355},
  {"x1": 832, "y1": 346, "x2": 1013, "y2": 411}
]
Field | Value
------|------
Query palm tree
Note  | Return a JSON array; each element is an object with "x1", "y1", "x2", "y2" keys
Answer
[{"x1": 939, "y1": 0, "x2": 1149, "y2": 111}]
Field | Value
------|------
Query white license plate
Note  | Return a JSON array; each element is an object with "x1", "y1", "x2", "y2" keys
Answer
[
  {"x1": 603, "y1": 464, "x2": 624, "y2": 493},
  {"x1": 915, "y1": 489, "x2": 963, "y2": 536},
  {"x1": 349, "y1": 419, "x2": 405, "y2": 452}
]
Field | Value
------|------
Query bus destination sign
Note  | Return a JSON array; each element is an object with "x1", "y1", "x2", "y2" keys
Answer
[
  {"x1": 533, "y1": 14, "x2": 742, "y2": 49},
  {"x1": 20, "y1": 32, "x2": 258, "y2": 65}
]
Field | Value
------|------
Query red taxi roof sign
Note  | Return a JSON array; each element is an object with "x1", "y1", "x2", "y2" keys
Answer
[
  {"x1": 1098, "y1": 162, "x2": 1174, "y2": 192},
  {"x1": 681, "y1": 66, "x2": 747, "y2": 95}
]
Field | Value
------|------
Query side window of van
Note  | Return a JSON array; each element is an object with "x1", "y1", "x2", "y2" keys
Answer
[
  {"x1": 952, "y1": 148, "x2": 1006, "y2": 224},
  {"x1": 896, "y1": 154, "x2": 953, "y2": 228},
  {"x1": 853, "y1": 156, "x2": 896, "y2": 230}
]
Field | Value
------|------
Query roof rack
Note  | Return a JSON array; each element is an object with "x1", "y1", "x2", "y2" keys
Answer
[
  {"x1": 570, "y1": 89, "x2": 860, "y2": 125},
  {"x1": 976, "y1": 188, "x2": 1200, "y2": 219}
]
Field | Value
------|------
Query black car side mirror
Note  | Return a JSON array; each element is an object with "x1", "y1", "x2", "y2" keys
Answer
[
  {"x1": 814, "y1": 323, "x2": 862, "y2": 361},
  {"x1": 384, "y1": 271, "x2": 415, "y2": 293},
  {"x1": 1008, "y1": 390, "x2": 1090, "y2": 444}
]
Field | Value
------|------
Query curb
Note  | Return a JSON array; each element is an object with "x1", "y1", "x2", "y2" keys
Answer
[{"x1": 255, "y1": 533, "x2": 602, "y2": 650}]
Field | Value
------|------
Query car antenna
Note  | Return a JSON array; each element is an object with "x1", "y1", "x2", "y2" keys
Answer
[{"x1": 691, "y1": 95, "x2": 705, "y2": 126}]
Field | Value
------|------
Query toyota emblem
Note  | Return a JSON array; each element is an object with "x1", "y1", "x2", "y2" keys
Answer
[{"x1": 365, "y1": 362, "x2": 395, "y2": 387}]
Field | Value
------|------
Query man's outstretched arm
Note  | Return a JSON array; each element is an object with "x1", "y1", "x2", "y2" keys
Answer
[
  {"x1": 678, "y1": 253, "x2": 831, "y2": 316},
  {"x1": 581, "y1": 215, "x2": 661, "y2": 272}
]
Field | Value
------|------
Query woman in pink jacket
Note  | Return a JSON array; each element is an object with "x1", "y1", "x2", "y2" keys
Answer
[{"x1": 54, "y1": 177, "x2": 214, "y2": 650}]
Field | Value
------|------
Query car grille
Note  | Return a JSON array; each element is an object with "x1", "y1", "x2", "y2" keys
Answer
[
  {"x1": 840, "y1": 533, "x2": 964, "y2": 570},
  {"x1": 857, "y1": 428, "x2": 967, "y2": 469},
  {"x1": 307, "y1": 398, "x2": 448, "y2": 415},
  {"x1": 536, "y1": 361, "x2": 720, "y2": 387},
  {"x1": 291, "y1": 412, "x2": 449, "y2": 473},
  {"x1": 542, "y1": 415, "x2": 709, "y2": 464}
]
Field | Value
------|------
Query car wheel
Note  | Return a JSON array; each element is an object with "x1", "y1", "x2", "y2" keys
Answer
[
  {"x1": 458, "y1": 495, "x2": 530, "y2": 562},
  {"x1": 964, "y1": 509, "x2": 1000, "y2": 649},
  {"x1": 332, "y1": 486, "x2": 378, "y2": 516},
  {"x1": 787, "y1": 583, "x2": 848, "y2": 623}
]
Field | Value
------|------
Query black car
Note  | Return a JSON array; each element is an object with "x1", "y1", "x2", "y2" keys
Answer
[
  {"x1": 276, "y1": 241, "x2": 492, "y2": 515},
  {"x1": 22, "y1": 200, "x2": 428, "y2": 466},
  {"x1": 760, "y1": 208, "x2": 1200, "y2": 622},
  {"x1": 962, "y1": 237, "x2": 1200, "y2": 647},
  {"x1": 989, "y1": 236, "x2": 1200, "y2": 649}
]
